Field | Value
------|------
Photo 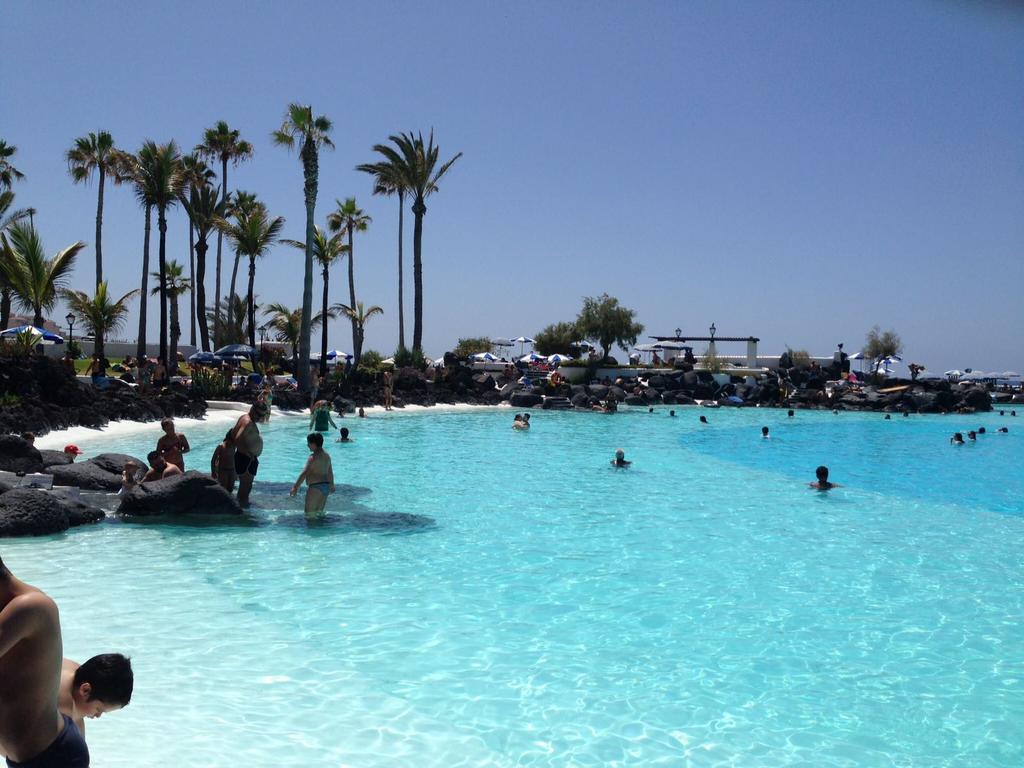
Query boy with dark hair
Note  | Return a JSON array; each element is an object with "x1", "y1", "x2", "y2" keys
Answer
[
  {"x1": 809, "y1": 465, "x2": 840, "y2": 490},
  {"x1": 59, "y1": 654, "x2": 133, "y2": 740},
  {"x1": 290, "y1": 433, "x2": 335, "y2": 519},
  {"x1": 0, "y1": 555, "x2": 90, "y2": 766}
]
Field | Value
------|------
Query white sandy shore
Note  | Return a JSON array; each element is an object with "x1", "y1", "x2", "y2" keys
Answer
[{"x1": 33, "y1": 401, "x2": 508, "y2": 449}]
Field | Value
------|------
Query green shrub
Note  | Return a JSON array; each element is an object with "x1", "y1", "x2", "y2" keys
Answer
[
  {"x1": 393, "y1": 345, "x2": 414, "y2": 368},
  {"x1": 454, "y1": 337, "x2": 491, "y2": 358},
  {"x1": 0, "y1": 393, "x2": 21, "y2": 408},
  {"x1": 190, "y1": 367, "x2": 231, "y2": 399},
  {"x1": 358, "y1": 350, "x2": 383, "y2": 374}
]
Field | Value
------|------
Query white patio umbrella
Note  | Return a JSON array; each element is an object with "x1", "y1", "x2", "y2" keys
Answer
[
  {"x1": 998, "y1": 371, "x2": 1021, "y2": 380},
  {"x1": 547, "y1": 354, "x2": 572, "y2": 364},
  {"x1": 520, "y1": 352, "x2": 545, "y2": 363},
  {"x1": 511, "y1": 336, "x2": 534, "y2": 355},
  {"x1": 944, "y1": 369, "x2": 963, "y2": 378},
  {"x1": 471, "y1": 352, "x2": 497, "y2": 362}
]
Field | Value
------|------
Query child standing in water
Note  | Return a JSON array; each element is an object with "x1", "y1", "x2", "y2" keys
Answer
[
  {"x1": 210, "y1": 430, "x2": 237, "y2": 493},
  {"x1": 290, "y1": 433, "x2": 335, "y2": 519}
]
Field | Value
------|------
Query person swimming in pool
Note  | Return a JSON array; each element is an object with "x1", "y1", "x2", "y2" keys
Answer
[
  {"x1": 336, "y1": 427, "x2": 352, "y2": 443},
  {"x1": 290, "y1": 432, "x2": 335, "y2": 519},
  {"x1": 809, "y1": 465, "x2": 840, "y2": 490},
  {"x1": 611, "y1": 448, "x2": 631, "y2": 468},
  {"x1": 761, "y1": 426, "x2": 770, "y2": 439}
]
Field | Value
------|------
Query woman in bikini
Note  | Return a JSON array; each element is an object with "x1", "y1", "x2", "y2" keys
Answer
[{"x1": 290, "y1": 432, "x2": 335, "y2": 520}]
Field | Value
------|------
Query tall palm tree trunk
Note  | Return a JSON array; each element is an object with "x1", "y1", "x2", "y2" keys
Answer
[
  {"x1": 297, "y1": 141, "x2": 317, "y2": 393},
  {"x1": 157, "y1": 209, "x2": 169, "y2": 366},
  {"x1": 169, "y1": 294, "x2": 179, "y2": 375},
  {"x1": 228, "y1": 251, "x2": 242, "y2": 337},
  {"x1": 214, "y1": 157, "x2": 228, "y2": 346},
  {"x1": 136, "y1": 205, "x2": 151, "y2": 360},
  {"x1": 188, "y1": 222, "x2": 196, "y2": 346},
  {"x1": 246, "y1": 255, "x2": 257, "y2": 348},
  {"x1": 196, "y1": 239, "x2": 210, "y2": 350},
  {"x1": 347, "y1": 223, "x2": 357, "y2": 362},
  {"x1": 0, "y1": 290, "x2": 11, "y2": 332},
  {"x1": 397, "y1": 190, "x2": 405, "y2": 350},
  {"x1": 412, "y1": 198, "x2": 426, "y2": 352},
  {"x1": 320, "y1": 266, "x2": 329, "y2": 377},
  {"x1": 95, "y1": 168, "x2": 105, "y2": 288}
]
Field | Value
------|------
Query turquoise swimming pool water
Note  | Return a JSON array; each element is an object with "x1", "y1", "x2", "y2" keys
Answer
[{"x1": 6, "y1": 407, "x2": 1023, "y2": 766}]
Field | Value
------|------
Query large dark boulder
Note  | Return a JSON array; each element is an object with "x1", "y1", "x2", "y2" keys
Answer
[
  {"x1": 586, "y1": 384, "x2": 609, "y2": 399},
  {"x1": 608, "y1": 385, "x2": 627, "y2": 401},
  {"x1": 623, "y1": 395, "x2": 645, "y2": 406},
  {"x1": 117, "y1": 471, "x2": 243, "y2": 516},
  {"x1": 642, "y1": 389, "x2": 662, "y2": 403},
  {"x1": 570, "y1": 392, "x2": 591, "y2": 408},
  {"x1": 509, "y1": 392, "x2": 543, "y2": 408},
  {"x1": 90, "y1": 453, "x2": 145, "y2": 476},
  {"x1": 0, "y1": 435, "x2": 44, "y2": 473},
  {"x1": 0, "y1": 488, "x2": 105, "y2": 537},
  {"x1": 472, "y1": 373, "x2": 497, "y2": 393},
  {"x1": 45, "y1": 460, "x2": 123, "y2": 491},
  {"x1": 960, "y1": 387, "x2": 991, "y2": 411},
  {"x1": 38, "y1": 449, "x2": 73, "y2": 468},
  {"x1": 498, "y1": 382, "x2": 518, "y2": 400}
]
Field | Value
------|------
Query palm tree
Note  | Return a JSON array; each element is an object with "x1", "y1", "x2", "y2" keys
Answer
[
  {"x1": 66, "y1": 131, "x2": 129, "y2": 288},
  {"x1": 178, "y1": 153, "x2": 216, "y2": 347},
  {"x1": 60, "y1": 282, "x2": 139, "y2": 359},
  {"x1": 181, "y1": 185, "x2": 230, "y2": 351},
  {"x1": 271, "y1": 103, "x2": 334, "y2": 393},
  {"x1": 222, "y1": 190, "x2": 260, "y2": 331},
  {"x1": 217, "y1": 204, "x2": 284, "y2": 347},
  {"x1": 136, "y1": 140, "x2": 183, "y2": 365},
  {"x1": 151, "y1": 261, "x2": 189, "y2": 372},
  {"x1": 0, "y1": 222, "x2": 84, "y2": 327},
  {"x1": 0, "y1": 191, "x2": 31, "y2": 332},
  {"x1": 363, "y1": 132, "x2": 461, "y2": 352},
  {"x1": 332, "y1": 302, "x2": 383, "y2": 368},
  {"x1": 263, "y1": 302, "x2": 325, "y2": 361},
  {"x1": 205, "y1": 293, "x2": 250, "y2": 346},
  {"x1": 195, "y1": 122, "x2": 253, "y2": 347},
  {"x1": 121, "y1": 150, "x2": 153, "y2": 360},
  {"x1": 356, "y1": 158, "x2": 408, "y2": 349},
  {"x1": 282, "y1": 228, "x2": 348, "y2": 375},
  {"x1": 0, "y1": 140, "x2": 25, "y2": 190},
  {"x1": 326, "y1": 197, "x2": 371, "y2": 361}
]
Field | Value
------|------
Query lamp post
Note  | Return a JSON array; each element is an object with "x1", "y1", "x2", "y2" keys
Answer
[
  {"x1": 65, "y1": 312, "x2": 75, "y2": 356},
  {"x1": 675, "y1": 327, "x2": 681, "y2": 339},
  {"x1": 258, "y1": 324, "x2": 267, "y2": 367}
]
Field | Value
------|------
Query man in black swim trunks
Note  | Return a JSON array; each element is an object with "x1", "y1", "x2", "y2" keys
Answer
[
  {"x1": 0, "y1": 555, "x2": 90, "y2": 767},
  {"x1": 231, "y1": 401, "x2": 267, "y2": 506}
]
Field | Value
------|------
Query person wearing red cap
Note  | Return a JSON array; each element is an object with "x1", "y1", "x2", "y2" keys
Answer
[{"x1": 63, "y1": 446, "x2": 84, "y2": 463}]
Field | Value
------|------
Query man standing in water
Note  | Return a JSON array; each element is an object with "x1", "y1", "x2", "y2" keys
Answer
[
  {"x1": 232, "y1": 401, "x2": 267, "y2": 506},
  {"x1": 290, "y1": 432, "x2": 335, "y2": 519},
  {"x1": 0, "y1": 556, "x2": 90, "y2": 766}
]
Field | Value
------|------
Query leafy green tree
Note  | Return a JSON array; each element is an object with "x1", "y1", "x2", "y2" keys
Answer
[
  {"x1": 272, "y1": 104, "x2": 333, "y2": 392},
  {"x1": 282, "y1": 228, "x2": 348, "y2": 376},
  {"x1": 863, "y1": 326, "x2": 903, "y2": 376},
  {"x1": 356, "y1": 156, "x2": 409, "y2": 349},
  {"x1": 453, "y1": 337, "x2": 491, "y2": 358},
  {"x1": 61, "y1": 282, "x2": 139, "y2": 359},
  {"x1": 534, "y1": 321, "x2": 580, "y2": 356},
  {"x1": 327, "y1": 197, "x2": 371, "y2": 361},
  {"x1": 66, "y1": 131, "x2": 131, "y2": 289},
  {"x1": 575, "y1": 294, "x2": 644, "y2": 362},
  {"x1": 181, "y1": 185, "x2": 231, "y2": 351},
  {"x1": 0, "y1": 140, "x2": 24, "y2": 190},
  {"x1": 218, "y1": 199, "x2": 284, "y2": 347},
  {"x1": 0, "y1": 222, "x2": 84, "y2": 327},
  {"x1": 361, "y1": 132, "x2": 461, "y2": 352},
  {"x1": 135, "y1": 140, "x2": 184, "y2": 364},
  {"x1": 0, "y1": 191, "x2": 32, "y2": 331},
  {"x1": 196, "y1": 122, "x2": 253, "y2": 346},
  {"x1": 333, "y1": 301, "x2": 382, "y2": 368},
  {"x1": 263, "y1": 302, "x2": 325, "y2": 361}
]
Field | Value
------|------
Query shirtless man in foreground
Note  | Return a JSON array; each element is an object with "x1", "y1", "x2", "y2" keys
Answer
[
  {"x1": 0, "y1": 555, "x2": 89, "y2": 767},
  {"x1": 290, "y1": 432, "x2": 335, "y2": 519},
  {"x1": 232, "y1": 401, "x2": 268, "y2": 506}
]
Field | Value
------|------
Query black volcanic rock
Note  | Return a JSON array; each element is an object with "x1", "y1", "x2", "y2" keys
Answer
[
  {"x1": 0, "y1": 488, "x2": 105, "y2": 537},
  {"x1": 0, "y1": 435, "x2": 44, "y2": 473},
  {"x1": 117, "y1": 471, "x2": 242, "y2": 516}
]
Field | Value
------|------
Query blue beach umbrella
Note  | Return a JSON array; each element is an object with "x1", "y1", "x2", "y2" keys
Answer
[
  {"x1": 214, "y1": 343, "x2": 258, "y2": 358},
  {"x1": 547, "y1": 354, "x2": 572, "y2": 364},
  {"x1": 188, "y1": 351, "x2": 217, "y2": 364},
  {"x1": 471, "y1": 352, "x2": 497, "y2": 362},
  {"x1": 520, "y1": 352, "x2": 546, "y2": 363},
  {"x1": 0, "y1": 325, "x2": 64, "y2": 344}
]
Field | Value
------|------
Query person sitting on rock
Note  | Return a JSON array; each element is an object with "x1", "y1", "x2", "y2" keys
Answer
[
  {"x1": 809, "y1": 465, "x2": 840, "y2": 490},
  {"x1": 20, "y1": 432, "x2": 35, "y2": 447},
  {"x1": 156, "y1": 418, "x2": 190, "y2": 471},
  {"x1": 142, "y1": 451, "x2": 182, "y2": 482},
  {"x1": 611, "y1": 448, "x2": 631, "y2": 468},
  {"x1": 118, "y1": 461, "x2": 142, "y2": 496},
  {"x1": 63, "y1": 445, "x2": 83, "y2": 462}
]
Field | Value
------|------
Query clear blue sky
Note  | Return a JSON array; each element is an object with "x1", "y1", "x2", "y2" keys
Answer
[{"x1": 4, "y1": 0, "x2": 1023, "y2": 371}]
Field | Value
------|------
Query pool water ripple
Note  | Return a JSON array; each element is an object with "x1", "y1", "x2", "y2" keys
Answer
[{"x1": 5, "y1": 407, "x2": 1022, "y2": 766}]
